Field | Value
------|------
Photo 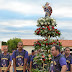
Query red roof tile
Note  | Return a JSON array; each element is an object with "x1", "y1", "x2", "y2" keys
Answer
[
  {"x1": 21, "y1": 39, "x2": 38, "y2": 46},
  {"x1": 59, "y1": 40, "x2": 72, "y2": 47},
  {"x1": 22, "y1": 39, "x2": 72, "y2": 47},
  {"x1": 1, "y1": 40, "x2": 72, "y2": 51}
]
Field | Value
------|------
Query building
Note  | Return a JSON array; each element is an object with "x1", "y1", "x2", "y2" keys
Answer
[
  {"x1": 22, "y1": 39, "x2": 37, "y2": 53},
  {"x1": 0, "y1": 39, "x2": 72, "y2": 53},
  {"x1": 22, "y1": 39, "x2": 72, "y2": 53},
  {"x1": 59, "y1": 40, "x2": 72, "y2": 53}
]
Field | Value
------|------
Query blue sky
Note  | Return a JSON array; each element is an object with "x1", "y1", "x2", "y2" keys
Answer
[{"x1": 0, "y1": 0, "x2": 72, "y2": 41}]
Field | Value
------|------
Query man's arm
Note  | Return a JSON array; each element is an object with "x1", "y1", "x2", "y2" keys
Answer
[
  {"x1": 23, "y1": 58, "x2": 27, "y2": 72},
  {"x1": 70, "y1": 58, "x2": 72, "y2": 72},
  {"x1": 23, "y1": 51, "x2": 28, "y2": 72},
  {"x1": 5, "y1": 61, "x2": 11, "y2": 72},
  {"x1": 70, "y1": 64, "x2": 72, "y2": 72},
  {"x1": 5, "y1": 55, "x2": 12, "y2": 72},
  {"x1": 0, "y1": 54, "x2": 2, "y2": 72},
  {"x1": 30, "y1": 61, "x2": 32, "y2": 72},
  {"x1": 0, "y1": 68, "x2": 2, "y2": 72},
  {"x1": 61, "y1": 65, "x2": 67, "y2": 72},
  {"x1": 12, "y1": 51, "x2": 16, "y2": 72},
  {"x1": 13, "y1": 58, "x2": 17, "y2": 72},
  {"x1": 59, "y1": 57, "x2": 67, "y2": 72}
]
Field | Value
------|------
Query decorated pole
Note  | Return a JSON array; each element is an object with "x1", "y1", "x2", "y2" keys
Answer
[{"x1": 33, "y1": 2, "x2": 62, "y2": 72}]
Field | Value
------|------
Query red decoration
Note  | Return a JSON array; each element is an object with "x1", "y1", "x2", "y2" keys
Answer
[
  {"x1": 59, "y1": 33, "x2": 60, "y2": 35},
  {"x1": 49, "y1": 43, "x2": 51, "y2": 45},
  {"x1": 52, "y1": 26, "x2": 54, "y2": 29},
  {"x1": 43, "y1": 59, "x2": 45, "y2": 61},
  {"x1": 46, "y1": 43, "x2": 48, "y2": 45},
  {"x1": 56, "y1": 31, "x2": 58, "y2": 33},
  {"x1": 48, "y1": 28, "x2": 50, "y2": 30},
  {"x1": 47, "y1": 26, "x2": 49, "y2": 28}
]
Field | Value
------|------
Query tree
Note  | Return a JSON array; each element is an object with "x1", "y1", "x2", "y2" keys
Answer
[
  {"x1": 33, "y1": 2, "x2": 62, "y2": 72},
  {"x1": 2, "y1": 41, "x2": 7, "y2": 45},
  {"x1": 7, "y1": 38, "x2": 22, "y2": 53}
]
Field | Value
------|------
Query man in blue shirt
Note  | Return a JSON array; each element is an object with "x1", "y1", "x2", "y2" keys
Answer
[
  {"x1": 64, "y1": 47, "x2": 72, "y2": 72},
  {"x1": 12, "y1": 42, "x2": 28, "y2": 72},
  {"x1": 0, "y1": 47, "x2": 12, "y2": 72},
  {"x1": 50, "y1": 45, "x2": 67, "y2": 72},
  {"x1": 30, "y1": 50, "x2": 36, "y2": 72}
]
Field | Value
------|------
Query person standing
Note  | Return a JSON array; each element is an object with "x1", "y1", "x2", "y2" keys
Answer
[
  {"x1": 12, "y1": 42, "x2": 28, "y2": 72},
  {"x1": 0, "y1": 47, "x2": 12, "y2": 72},
  {"x1": 27, "y1": 50, "x2": 35, "y2": 72},
  {"x1": 30, "y1": 50, "x2": 36, "y2": 72},
  {"x1": 50, "y1": 45, "x2": 67, "y2": 72},
  {"x1": 64, "y1": 47, "x2": 72, "y2": 72}
]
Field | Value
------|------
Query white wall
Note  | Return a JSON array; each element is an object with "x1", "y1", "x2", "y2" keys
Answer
[
  {"x1": 23, "y1": 46, "x2": 34, "y2": 53},
  {"x1": 23, "y1": 46, "x2": 72, "y2": 53}
]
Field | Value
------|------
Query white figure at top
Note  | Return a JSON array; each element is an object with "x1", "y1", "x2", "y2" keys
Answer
[{"x1": 42, "y1": 2, "x2": 52, "y2": 17}]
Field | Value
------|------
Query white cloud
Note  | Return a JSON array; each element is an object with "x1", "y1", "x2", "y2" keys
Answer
[
  {"x1": 0, "y1": 20, "x2": 37, "y2": 27},
  {"x1": 0, "y1": 33, "x2": 42, "y2": 42},
  {"x1": 0, "y1": 29, "x2": 34, "y2": 33},
  {"x1": 0, "y1": 1, "x2": 44, "y2": 15},
  {"x1": 0, "y1": 0, "x2": 72, "y2": 18},
  {"x1": 57, "y1": 21, "x2": 72, "y2": 29},
  {"x1": 61, "y1": 31, "x2": 72, "y2": 40},
  {"x1": 0, "y1": 0, "x2": 72, "y2": 41},
  {"x1": 1, "y1": 30, "x2": 72, "y2": 42},
  {"x1": 52, "y1": 7, "x2": 72, "y2": 17}
]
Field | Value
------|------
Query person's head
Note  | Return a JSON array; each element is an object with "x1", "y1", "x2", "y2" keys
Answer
[
  {"x1": 12, "y1": 49, "x2": 15, "y2": 53},
  {"x1": 3, "y1": 47, "x2": 8, "y2": 53},
  {"x1": 31, "y1": 50, "x2": 35, "y2": 55},
  {"x1": 46, "y1": 2, "x2": 49, "y2": 6},
  {"x1": 51, "y1": 45, "x2": 60, "y2": 56},
  {"x1": 64, "y1": 47, "x2": 70, "y2": 55},
  {"x1": 17, "y1": 42, "x2": 23, "y2": 50}
]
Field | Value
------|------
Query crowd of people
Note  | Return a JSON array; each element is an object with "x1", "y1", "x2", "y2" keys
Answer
[
  {"x1": 50, "y1": 45, "x2": 72, "y2": 72},
  {"x1": 0, "y1": 42, "x2": 72, "y2": 72}
]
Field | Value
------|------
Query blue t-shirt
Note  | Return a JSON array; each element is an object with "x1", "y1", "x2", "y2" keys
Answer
[
  {"x1": 64, "y1": 55, "x2": 72, "y2": 71},
  {"x1": 12, "y1": 49, "x2": 28, "y2": 67},
  {"x1": 50, "y1": 53, "x2": 67, "y2": 72},
  {"x1": 30, "y1": 55, "x2": 36, "y2": 69},
  {"x1": 27, "y1": 55, "x2": 32, "y2": 64},
  {"x1": 0, "y1": 53, "x2": 12, "y2": 67}
]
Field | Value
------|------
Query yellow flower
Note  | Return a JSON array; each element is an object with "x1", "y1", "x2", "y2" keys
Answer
[{"x1": 48, "y1": 54, "x2": 51, "y2": 57}]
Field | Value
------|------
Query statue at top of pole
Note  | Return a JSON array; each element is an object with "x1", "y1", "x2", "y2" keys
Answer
[{"x1": 42, "y1": 2, "x2": 52, "y2": 17}]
